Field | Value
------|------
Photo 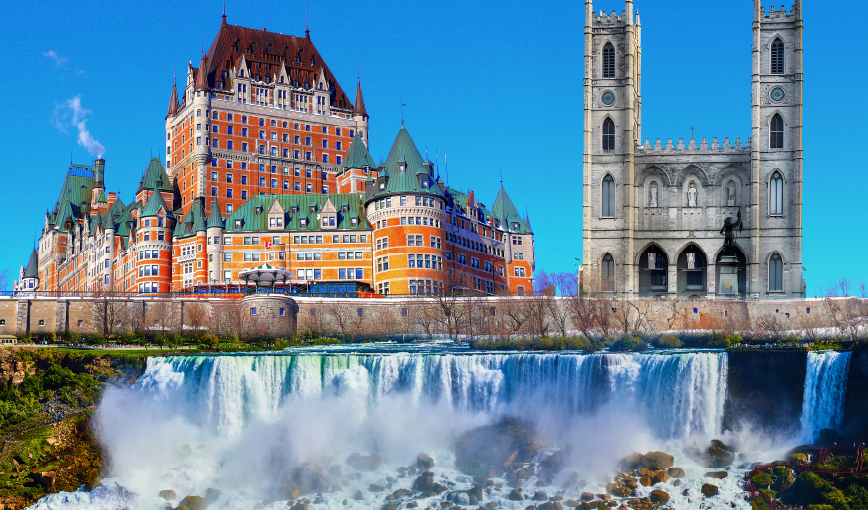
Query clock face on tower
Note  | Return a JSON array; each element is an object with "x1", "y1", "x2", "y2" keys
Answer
[
  {"x1": 601, "y1": 91, "x2": 615, "y2": 106},
  {"x1": 770, "y1": 87, "x2": 785, "y2": 102}
]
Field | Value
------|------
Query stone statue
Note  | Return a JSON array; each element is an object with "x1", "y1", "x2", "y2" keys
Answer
[
  {"x1": 649, "y1": 183, "x2": 658, "y2": 208},
  {"x1": 687, "y1": 181, "x2": 697, "y2": 207},
  {"x1": 726, "y1": 181, "x2": 736, "y2": 206},
  {"x1": 720, "y1": 207, "x2": 743, "y2": 250}
]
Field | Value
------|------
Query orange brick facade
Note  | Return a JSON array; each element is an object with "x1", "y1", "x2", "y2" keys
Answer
[{"x1": 15, "y1": 18, "x2": 535, "y2": 299}]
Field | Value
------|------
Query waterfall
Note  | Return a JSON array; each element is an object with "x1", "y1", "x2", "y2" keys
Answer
[
  {"x1": 135, "y1": 350, "x2": 728, "y2": 441},
  {"x1": 800, "y1": 350, "x2": 852, "y2": 443}
]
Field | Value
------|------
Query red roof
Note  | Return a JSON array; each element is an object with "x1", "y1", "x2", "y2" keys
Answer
[
  {"x1": 354, "y1": 79, "x2": 367, "y2": 117},
  {"x1": 201, "y1": 21, "x2": 354, "y2": 110}
]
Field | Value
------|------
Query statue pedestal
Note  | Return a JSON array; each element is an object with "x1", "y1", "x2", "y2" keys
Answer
[{"x1": 717, "y1": 254, "x2": 739, "y2": 297}]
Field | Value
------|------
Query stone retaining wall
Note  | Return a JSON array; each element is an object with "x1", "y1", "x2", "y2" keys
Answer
[{"x1": 0, "y1": 296, "x2": 862, "y2": 340}]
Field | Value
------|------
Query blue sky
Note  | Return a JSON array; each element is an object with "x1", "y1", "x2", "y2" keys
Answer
[{"x1": 0, "y1": 0, "x2": 864, "y2": 296}]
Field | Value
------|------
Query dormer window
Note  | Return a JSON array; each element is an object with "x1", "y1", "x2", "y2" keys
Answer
[
  {"x1": 341, "y1": 205, "x2": 349, "y2": 213},
  {"x1": 234, "y1": 220, "x2": 242, "y2": 228},
  {"x1": 513, "y1": 222, "x2": 520, "y2": 230},
  {"x1": 351, "y1": 218, "x2": 358, "y2": 226},
  {"x1": 291, "y1": 206, "x2": 298, "y2": 214},
  {"x1": 422, "y1": 179, "x2": 429, "y2": 188},
  {"x1": 309, "y1": 205, "x2": 316, "y2": 214},
  {"x1": 399, "y1": 163, "x2": 406, "y2": 173},
  {"x1": 300, "y1": 218, "x2": 308, "y2": 227},
  {"x1": 379, "y1": 182, "x2": 385, "y2": 190},
  {"x1": 255, "y1": 206, "x2": 263, "y2": 214}
]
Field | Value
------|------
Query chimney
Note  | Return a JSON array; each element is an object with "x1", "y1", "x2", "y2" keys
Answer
[{"x1": 94, "y1": 158, "x2": 105, "y2": 187}]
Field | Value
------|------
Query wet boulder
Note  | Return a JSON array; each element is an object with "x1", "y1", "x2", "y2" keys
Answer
[
  {"x1": 640, "y1": 452, "x2": 674, "y2": 470},
  {"x1": 650, "y1": 490, "x2": 670, "y2": 504},
  {"x1": 417, "y1": 453, "x2": 435, "y2": 469},
  {"x1": 704, "y1": 471, "x2": 728, "y2": 479},
  {"x1": 411, "y1": 472, "x2": 447, "y2": 497},
  {"x1": 159, "y1": 490, "x2": 177, "y2": 500},
  {"x1": 346, "y1": 453, "x2": 383, "y2": 472},
  {"x1": 618, "y1": 452, "x2": 644, "y2": 471},
  {"x1": 453, "y1": 417, "x2": 544, "y2": 477},
  {"x1": 700, "y1": 483, "x2": 719, "y2": 497},
  {"x1": 175, "y1": 495, "x2": 209, "y2": 510},
  {"x1": 652, "y1": 471, "x2": 670, "y2": 484},
  {"x1": 666, "y1": 467, "x2": 686, "y2": 478},
  {"x1": 508, "y1": 489, "x2": 524, "y2": 501}
]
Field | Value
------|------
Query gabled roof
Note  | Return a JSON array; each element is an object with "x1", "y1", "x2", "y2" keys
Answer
[
  {"x1": 207, "y1": 199, "x2": 224, "y2": 228},
  {"x1": 354, "y1": 79, "x2": 367, "y2": 117},
  {"x1": 141, "y1": 187, "x2": 172, "y2": 218},
  {"x1": 340, "y1": 134, "x2": 376, "y2": 171},
  {"x1": 176, "y1": 199, "x2": 207, "y2": 238},
  {"x1": 369, "y1": 127, "x2": 444, "y2": 200},
  {"x1": 492, "y1": 185, "x2": 531, "y2": 234},
  {"x1": 199, "y1": 20, "x2": 353, "y2": 110},
  {"x1": 138, "y1": 158, "x2": 173, "y2": 194},
  {"x1": 224, "y1": 194, "x2": 369, "y2": 232},
  {"x1": 51, "y1": 165, "x2": 95, "y2": 231},
  {"x1": 23, "y1": 249, "x2": 38, "y2": 278},
  {"x1": 95, "y1": 190, "x2": 108, "y2": 204}
]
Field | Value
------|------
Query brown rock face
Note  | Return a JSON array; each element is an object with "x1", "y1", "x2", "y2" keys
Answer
[
  {"x1": 653, "y1": 471, "x2": 670, "y2": 484},
  {"x1": 701, "y1": 483, "x2": 719, "y2": 497},
  {"x1": 704, "y1": 471, "x2": 728, "y2": 479},
  {"x1": 176, "y1": 495, "x2": 210, "y2": 510},
  {"x1": 650, "y1": 490, "x2": 670, "y2": 504},
  {"x1": 640, "y1": 452, "x2": 674, "y2": 470},
  {"x1": 667, "y1": 467, "x2": 686, "y2": 478}
]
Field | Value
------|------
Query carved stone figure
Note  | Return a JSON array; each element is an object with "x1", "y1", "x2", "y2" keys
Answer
[
  {"x1": 649, "y1": 182, "x2": 658, "y2": 208},
  {"x1": 726, "y1": 181, "x2": 736, "y2": 206},
  {"x1": 687, "y1": 181, "x2": 698, "y2": 207}
]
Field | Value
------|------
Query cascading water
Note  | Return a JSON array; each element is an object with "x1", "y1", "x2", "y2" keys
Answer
[
  {"x1": 135, "y1": 349, "x2": 729, "y2": 440},
  {"x1": 30, "y1": 346, "x2": 755, "y2": 510},
  {"x1": 800, "y1": 350, "x2": 852, "y2": 443}
]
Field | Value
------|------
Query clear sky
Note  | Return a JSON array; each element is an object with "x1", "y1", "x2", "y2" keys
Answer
[{"x1": 0, "y1": 0, "x2": 864, "y2": 296}]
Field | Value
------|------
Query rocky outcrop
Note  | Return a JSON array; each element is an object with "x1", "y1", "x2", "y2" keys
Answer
[
  {"x1": 701, "y1": 483, "x2": 719, "y2": 497},
  {"x1": 410, "y1": 472, "x2": 446, "y2": 497},
  {"x1": 453, "y1": 417, "x2": 543, "y2": 477}
]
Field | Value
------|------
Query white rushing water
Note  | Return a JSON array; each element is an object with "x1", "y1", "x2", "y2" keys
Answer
[
  {"x1": 799, "y1": 350, "x2": 852, "y2": 443},
  {"x1": 29, "y1": 347, "x2": 770, "y2": 510}
]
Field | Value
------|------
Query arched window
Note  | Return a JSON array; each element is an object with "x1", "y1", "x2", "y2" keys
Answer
[
  {"x1": 771, "y1": 38, "x2": 784, "y2": 74},
  {"x1": 602, "y1": 175, "x2": 615, "y2": 217},
  {"x1": 770, "y1": 114, "x2": 783, "y2": 149},
  {"x1": 602, "y1": 118, "x2": 615, "y2": 154},
  {"x1": 769, "y1": 253, "x2": 783, "y2": 292},
  {"x1": 603, "y1": 43, "x2": 615, "y2": 78},
  {"x1": 602, "y1": 254, "x2": 615, "y2": 292},
  {"x1": 770, "y1": 171, "x2": 783, "y2": 215}
]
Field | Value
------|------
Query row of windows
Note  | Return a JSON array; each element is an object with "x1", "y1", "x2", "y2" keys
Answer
[
  {"x1": 210, "y1": 167, "x2": 328, "y2": 180},
  {"x1": 375, "y1": 196, "x2": 443, "y2": 210},
  {"x1": 203, "y1": 111, "x2": 352, "y2": 137},
  {"x1": 408, "y1": 254, "x2": 443, "y2": 270},
  {"x1": 211, "y1": 183, "x2": 328, "y2": 198},
  {"x1": 210, "y1": 138, "x2": 341, "y2": 164}
]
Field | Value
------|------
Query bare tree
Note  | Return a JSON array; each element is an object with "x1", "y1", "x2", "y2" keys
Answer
[
  {"x1": 612, "y1": 299, "x2": 647, "y2": 337},
  {"x1": 184, "y1": 302, "x2": 211, "y2": 338},
  {"x1": 860, "y1": 282, "x2": 867, "y2": 299},
  {"x1": 147, "y1": 300, "x2": 179, "y2": 333},
  {"x1": 89, "y1": 288, "x2": 131, "y2": 338},
  {"x1": 566, "y1": 294, "x2": 598, "y2": 339},
  {"x1": 755, "y1": 313, "x2": 786, "y2": 340},
  {"x1": 324, "y1": 302, "x2": 351, "y2": 337},
  {"x1": 839, "y1": 277, "x2": 852, "y2": 298},
  {"x1": 411, "y1": 299, "x2": 440, "y2": 339}
]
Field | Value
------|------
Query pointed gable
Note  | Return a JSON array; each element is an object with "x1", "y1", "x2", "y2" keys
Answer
[
  {"x1": 138, "y1": 158, "x2": 173, "y2": 194},
  {"x1": 341, "y1": 134, "x2": 376, "y2": 172},
  {"x1": 141, "y1": 186, "x2": 172, "y2": 218}
]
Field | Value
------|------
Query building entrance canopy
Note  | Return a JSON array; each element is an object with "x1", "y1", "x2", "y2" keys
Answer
[{"x1": 238, "y1": 263, "x2": 294, "y2": 289}]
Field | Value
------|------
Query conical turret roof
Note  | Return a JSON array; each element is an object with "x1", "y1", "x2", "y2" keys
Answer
[
  {"x1": 492, "y1": 185, "x2": 531, "y2": 234},
  {"x1": 141, "y1": 186, "x2": 172, "y2": 218},
  {"x1": 138, "y1": 158, "x2": 173, "y2": 194},
  {"x1": 207, "y1": 199, "x2": 224, "y2": 228},
  {"x1": 341, "y1": 134, "x2": 376, "y2": 172},
  {"x1": 167, "y1": 81, "x2": 179, "y2": 117},
  {"x1": 23, "y1": 249, "x2": 38, "y2": 278},
  {"x1": 354, "y1": 79, "x2": 367, "y2": 117}
]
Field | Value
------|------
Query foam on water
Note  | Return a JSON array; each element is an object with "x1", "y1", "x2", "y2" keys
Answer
[
  {"x1": 26, "y1": 346, "x2": 784, "y2": 510},
  {"x1": 799, "y1": 350, "x2": 852, "y2": 443}
]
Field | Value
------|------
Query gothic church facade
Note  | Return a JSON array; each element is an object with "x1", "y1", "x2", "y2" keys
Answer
[{"x1": 582, "y1": 0, "x2": 805, "y2": 298}]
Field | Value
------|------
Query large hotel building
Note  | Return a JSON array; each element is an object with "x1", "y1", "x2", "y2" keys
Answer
[{"x1": 15, "y1": 15, "x2": 535, "y2": 297}]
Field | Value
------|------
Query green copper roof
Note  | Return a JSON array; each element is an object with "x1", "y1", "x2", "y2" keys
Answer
[
  {"x1": 341, "y1": 134, "x2": 376, "y2": 172},
  {"x1": 176, "y1": 200, "x2": 207, "y2": 238},
  {"x1": 23, "y1": 249, "x2": 38, "y2": 278},
  {"x1": 114, "y1": 202, "x2": 138, "y2": 238},
  {"x1": 51, "y1": 166, "x2": 95, "y2": 231},
  {"x1": 492, "y1": 185, "x2": 531, "y2": 234},
  {"x1": 138, "y1": 158, "x2": 173, "y2": 193},
  {"x1": 141, "y1": 187, "x2": 172, "y2": 218},
  {"x1": 96, "y1": 190, "x2": 108, "y2": 203},
  {"x1": 224, "y1": 194, "x2": 369, "y2": 233},
  {"x1": 207, "y1": 199, "x2": 224, "y2": 228},
  {"x1": 368, "y1": 127, "x2": 444, "y2": 200}
]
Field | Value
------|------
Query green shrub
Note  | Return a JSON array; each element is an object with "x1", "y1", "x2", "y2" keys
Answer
[
  {"x1": 752, "y1": 472, "x2": 774, "y2": 487},
  {"x1": 609, "y1": 336, "x2": 648, "y2": 352},
  {"x1": 655, "y1": 334, "x2": 683, "y2": 348},
  {"x1": 707, "y1": 334, "x2": 731, "y2": 349}
]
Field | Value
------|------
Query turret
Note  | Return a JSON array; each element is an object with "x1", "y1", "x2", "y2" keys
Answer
[
  {"x1": 206, "y1": 199, "x2": 225, "y2": 284},
  {"x1": 353, "y1": 79, "x2": 369, "y2": 147}
]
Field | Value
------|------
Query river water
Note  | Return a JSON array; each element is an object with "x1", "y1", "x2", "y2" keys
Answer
[{"x1": 29, "y1": 344, "x2": 851, "y2": 510}]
